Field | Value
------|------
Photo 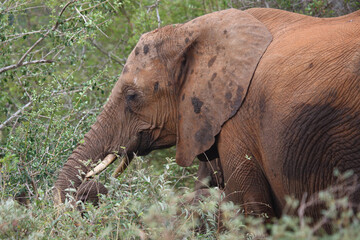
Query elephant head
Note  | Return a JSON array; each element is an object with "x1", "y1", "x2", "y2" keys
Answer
[{"x1": 53, "y1": 9, "x2": 272, "y2": 205}]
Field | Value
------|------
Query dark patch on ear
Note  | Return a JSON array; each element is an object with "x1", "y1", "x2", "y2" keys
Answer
[
  {"x1": 308, "y1": 63, "x2": 314, "y2": 69},
  {"x1": 135, "y1": 47, "x2": 140, "y2": 56},
  {"x1": 210, "y1": 73, "x2": 217, "y2": 81},
  {"x1": 195, "y1": 121, "x2": 213, "y2": 145},
  {"x1": 191, "y1": 97, "x2": 203, "y2": 114},
  {"x1": 208, "y1": 56, "x2": 217, "y2": 68},
  {"x1": 225, "y1": 92, "x2": 232, "y2": 100},
  {"x1": 182, "y1": 94, "x2": 185, "y2": 101},
  {"x1": 143, "y1": 44, "x2": 150, "y2": 55},
  {"x1": 122, "y1": 66, "x2": 129, "y2": 74},
  {"x1": 185, "y1": 37, "x2": 189, "y2": 44},
  {"x1": 223, "y1": 29, "x2": 227, "y2": 34},
  {"x1": 154, "y1": 82, "x2": 159, "y2": 92}
]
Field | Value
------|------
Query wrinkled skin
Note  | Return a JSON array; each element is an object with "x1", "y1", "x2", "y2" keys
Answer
[{"x1": 54, "y1": 8, "x2": 360, "y2": 224}]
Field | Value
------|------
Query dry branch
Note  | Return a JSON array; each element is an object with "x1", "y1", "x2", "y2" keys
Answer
[
  {"x1": 147, "y1": 0, "x2": 162, "y2": 28},
  {"x1": 0, "y1": 59, "x2": 54, "y2": 74},
  {"x1": 0, "y1": 101, "x2": 32, "y2": 130},
  {"x1": 90, "y1": 39, "x2": 125, "y2": 65}
]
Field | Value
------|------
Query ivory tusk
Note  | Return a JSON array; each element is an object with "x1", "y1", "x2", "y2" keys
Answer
[
  {"x1": 112, "y1": 156, "x2": 130, "y2": 178},
  {"x1": 85, "y1": 154, "x2": 117, "y2": 178}
]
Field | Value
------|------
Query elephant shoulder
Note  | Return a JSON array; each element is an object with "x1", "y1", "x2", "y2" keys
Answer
[
  {"x1": 246, "y1": 8, "x2": 360, "y2": 39},
  {"x1": 245, "y1": 8, "x2": 314, "y2": 37}
]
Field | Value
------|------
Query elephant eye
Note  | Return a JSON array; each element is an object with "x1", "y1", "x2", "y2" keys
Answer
[
  {"x1": 126, "y1": 93, "x2": 136, "y2": 101},
  {"x1": 124, "y1": 88, "x2": 143, "y2": 110},
  {"x1": 125, "y1": 89, "x2": 138, "y2": 102}
]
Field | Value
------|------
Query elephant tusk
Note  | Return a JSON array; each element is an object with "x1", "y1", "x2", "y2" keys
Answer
[
  {"x1": 85, "y1": 154, "x2": 117, "y2": 178},
  {"x1": 112, "y1": 156, "x2": 130, "y2": 178}
]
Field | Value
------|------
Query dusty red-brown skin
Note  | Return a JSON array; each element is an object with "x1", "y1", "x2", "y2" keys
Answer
[{"x1": 54, "y1": 8, "x2": 360, "y2": 224}]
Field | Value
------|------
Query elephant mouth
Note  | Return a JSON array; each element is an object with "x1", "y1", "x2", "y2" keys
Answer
[
  {"x1": 85, "y1": 130, "x2": 172, "y2": 179},
  {"x1": 85, "y1": 131, "x2": 148, "y2": 179},
  {"x1": 136, "y1": 131, "x2": 154, "y2": 155}
]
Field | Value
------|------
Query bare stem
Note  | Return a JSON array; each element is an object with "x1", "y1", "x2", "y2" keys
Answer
[
  {"x1": 147, "y1": 0, "x2": 162, "y2": 28},
  {"x1": 0, "y1": 101, "x2": 32, "y2": 130},
  {"x1": 0, "y1": 59, "x2": 54, "y2": 74},
  {"x1": 90, "y1": 39, "x2": 125, "y2": 65}
]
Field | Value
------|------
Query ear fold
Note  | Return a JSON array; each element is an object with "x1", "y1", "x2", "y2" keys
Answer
[{"x1": 160, "y1": 9, "x2": 273, "y2": 167}]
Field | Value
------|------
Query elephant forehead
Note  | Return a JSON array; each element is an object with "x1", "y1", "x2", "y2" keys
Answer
[
  {"x1": 130, "y1": 33, "x2": 165, "y2": 61},
  {"x1": 119, "y1": 60, "x2": 167, "y2": 89},
  {"x1": 119, "y1": 26, "x2": 181, "y2": 88}
]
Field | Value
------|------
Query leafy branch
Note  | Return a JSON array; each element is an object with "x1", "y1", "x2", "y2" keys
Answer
[{"x1": 0, "y1": 1, "x2": 76, "y2": 74}]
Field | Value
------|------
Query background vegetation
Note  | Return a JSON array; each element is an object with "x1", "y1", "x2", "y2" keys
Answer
[{"x1": 1, "y1": 0, "x2": 359, "y2": 239}]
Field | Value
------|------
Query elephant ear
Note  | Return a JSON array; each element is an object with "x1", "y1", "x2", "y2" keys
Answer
[{"x1": 158, "y1": 9, "x2": 272, "y2": 167}]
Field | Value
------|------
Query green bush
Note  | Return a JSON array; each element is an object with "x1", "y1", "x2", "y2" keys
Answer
[
  {"x1": 1, "y1": 0, "x2": 360, "y2": 239},
  {"x1": 1, "y1": 157, "x2": 360, "y2": 239}
]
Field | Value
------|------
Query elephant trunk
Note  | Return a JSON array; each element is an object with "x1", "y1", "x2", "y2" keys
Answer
[{"x1": 54, "y1": 110, "x2": 118, "y2": 206}]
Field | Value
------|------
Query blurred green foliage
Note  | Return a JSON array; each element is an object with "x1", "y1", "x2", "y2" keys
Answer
[{"x1": 1, "y1": 0, "x2": 360, "y2": 238}]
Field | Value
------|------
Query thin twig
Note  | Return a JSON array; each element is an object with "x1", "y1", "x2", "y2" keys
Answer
[
  {"x1": 2, "y1": 30, "x2": 48, "y2": 44},
  {"x1": 79, "y1": 0, "x2": 110, "y2": 13},
  {"x1": 147, "y1": 0, "x2": 162, "y2": 28},
  {"x1": 155, "y1": 7, "x2": 161, "y2": 28},
  {"x1": 0, "y1": 101, "x2": 32, "y2": 130},
  {"x1": 3, "y1": 4, "x2": 47, "y2": 14},
  {"x1": 90, "y1": 39, "x2": 125, "y2": 65},
  {"x1": 75, "y1": 6, "x2": 87, "y2": 23},
  {"x1": 52, "y1": 46, "x2": 65, "y2": 59},
  {"x1": 75, "y1": 5, "x2": 109, "y2": 38},
  {"x1": 0, "y1": 59, "x2": 54, "y2": 73},
  {"x1": 16, "y1": 73, "x2": 31, "y2": 99}
]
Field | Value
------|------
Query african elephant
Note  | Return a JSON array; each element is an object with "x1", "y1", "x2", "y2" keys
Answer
[{"x1": 54, "y1": 8, "x2": 360, "y2": 223}]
